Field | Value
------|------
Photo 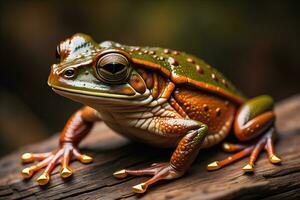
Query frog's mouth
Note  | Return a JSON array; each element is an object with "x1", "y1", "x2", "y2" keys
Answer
[
  {"x1": 50, "y1": 85, "x2": 152, "y2": 107},
  {"x1": 50, "y1": 84, "x2": 144, "y2": 99}
]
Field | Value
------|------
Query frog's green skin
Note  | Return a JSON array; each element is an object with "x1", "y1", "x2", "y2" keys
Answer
[
  {"x1": 51, "y1": 34, "x2": 245, "y2": 104},
  {"x1": 21, "y1": 33, "x2": 281, "y2": 193}
]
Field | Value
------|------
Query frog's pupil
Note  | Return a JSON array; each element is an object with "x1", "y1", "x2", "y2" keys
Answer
[{"x1": 102, "y1": 63, "x2": 125, "y2": 74}]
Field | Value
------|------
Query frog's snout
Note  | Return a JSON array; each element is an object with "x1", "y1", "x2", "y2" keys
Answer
[{"x1": 47, "y1": 64, "x2": 57, "y2": 87}]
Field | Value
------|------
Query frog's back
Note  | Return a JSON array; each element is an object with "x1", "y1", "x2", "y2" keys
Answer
[{"x1": 98, "y1": 41, "x2": 246, "y2": 104}]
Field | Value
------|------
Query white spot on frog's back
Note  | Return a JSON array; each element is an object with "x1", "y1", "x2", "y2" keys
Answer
[{"x1": 99, "y1": 41, "x2": 113, "y2": 48}]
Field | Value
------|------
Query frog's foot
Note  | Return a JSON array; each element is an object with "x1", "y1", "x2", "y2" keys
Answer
[
  {"x1": 21, "y1": 143, "x2": 93, "y2": 185},
  {"x1": 207, "y1": 128, "x2": 281, "y2": 172},
  {"x1": 113, "y1": 162, "x2": 183, "y2": 193}
]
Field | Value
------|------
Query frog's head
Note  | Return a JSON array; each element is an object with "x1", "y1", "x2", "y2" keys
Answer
[{"x1": 48, "y1": 33, "x2": 150, "y2": 107}]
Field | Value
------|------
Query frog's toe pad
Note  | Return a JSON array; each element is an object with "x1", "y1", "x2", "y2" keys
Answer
[
  {"x1": 36, "y1": 173, "x2": 50, "y2": 185},
  {"x1": 242, "y1": 164, "x2": 255, "y2": 172},
  {"x1": 207, "y1": 161, "x2": 221, "y2": 171},
  {"x1": 113, "y1": 169, "x2": 127, "y2": 179},
  {"x1": 132, "y1": 183, "x2": 147, "y2": 193},
  {"x1": 21, "y1": 152, "x2": 52, "y2": 163},
  {"x1": 270, "y1": 155, "x2": 281, "y2": 164}
]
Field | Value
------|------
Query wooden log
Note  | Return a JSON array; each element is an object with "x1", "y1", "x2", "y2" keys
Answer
[{"x1": 0, "y1": 95, "x2": 300, "y2": 200}]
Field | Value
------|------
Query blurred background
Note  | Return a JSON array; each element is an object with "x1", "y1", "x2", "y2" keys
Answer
[{"x1": 0, "y1": 1, "x2": 299, "y2": 156}]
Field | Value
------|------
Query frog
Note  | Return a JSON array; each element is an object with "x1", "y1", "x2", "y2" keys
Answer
[{"x1": 21, "y1": 33, "x2": 281, "y2": 193}]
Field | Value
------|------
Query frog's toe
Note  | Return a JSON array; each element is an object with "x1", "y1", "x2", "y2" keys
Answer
[
  {"x1": 242, "y1": 163, "x2": 255, "y2": 172},
  {"x1": 21, "y1": 144, "x2": 93, "y2": 186},
  {"x1": 36, "y1": 173, "x2": 50, "y2": 185},
  {"x1": 132, "y1": 183, "x2": 147, "y2": 193},
  {"x1": 60, "y1": 146, "x2": 73, "y2": 178},
  {"x1": 113, "y1": 169, "x2": 128, "y2": 179},
  {"x1": 21, "y1": 148, "x2": 64, "y2": 186},
  {"x1": 207, "y1": 128, "x2": 281, "y2": 173},
  {"x1": 131, "y1": 163, "x2": 183, "y2": 193},
  {"x1": 21, "y1": 152, "x2": 52, "y2": 163},
  {"x1": 114, "y1": 162, "x2": 183, "y2": 193},
  {"x1": 72, "y1": 148, "x2": 93, "y2": 164},
  {"x1": 207, "y1": 161, "x2": 221, "y2": 171},
  {"x1": 113, "y1": 163, "x2": 167, "y2": 179},
  {"x1": 269, "y1": 155, "x2": 281, "y2": 164},
  {"x1": 207, "y1": 145, "x2": 254, "y2": 171},
  {"x1": 221, "y1": 142, "x2": 247, "y2": 153},
  {"x1": 21, "y1": 154, "x2": 54, "y2": 179},
  {"x1": 35, "y1": 149, "x2": 64, "y2": 185},
  {"x1": 242, "y1": 128, "x2": 281, "y2": 173}
]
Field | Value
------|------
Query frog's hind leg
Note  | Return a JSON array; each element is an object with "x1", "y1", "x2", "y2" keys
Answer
[
  {"x1": 113, "y1": 119, "x2": 208, "y2": 193},
  {"x1": 207, "y1": 95, "x2": 281, "y2": 172}
]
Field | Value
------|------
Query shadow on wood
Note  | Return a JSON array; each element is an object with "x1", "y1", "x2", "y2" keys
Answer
[{"x1": 1, "y1": 95, "x2": 300, "y2": 200}]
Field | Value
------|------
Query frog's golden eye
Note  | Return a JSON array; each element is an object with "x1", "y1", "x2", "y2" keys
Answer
[{"x1": 95, "y1": 53, "x2": 131, "y2": 84}]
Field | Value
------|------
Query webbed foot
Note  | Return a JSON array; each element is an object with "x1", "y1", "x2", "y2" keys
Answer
[
  {"x1": 113, "y1": 162, "x2": 183, "y2": 193},
  {"x1": 207, "y1": 128, "x2": 281, "y2": 172},
  {"x1": 21, "y1": 143, "x2": 93, "y2": 185}
]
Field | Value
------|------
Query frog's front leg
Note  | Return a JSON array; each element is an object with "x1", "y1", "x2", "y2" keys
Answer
[
  {"x1": 207, "y1": 95, "x2": 281, "y2": 172},
  {"x1": 21, "y1": 106, "x2": 101, "y2": 185},
  {"x1": 113, "y1": 118, "x2": 208, "y2": 193}
]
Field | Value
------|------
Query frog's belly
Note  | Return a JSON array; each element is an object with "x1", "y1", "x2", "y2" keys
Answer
[
  {"x1": 104, "y1": 117, "x2": 232, "y2": 149},
  {"x1": 98, "y1": 103, "x2": 234, "y2": 149},
  {"x1": 104, "y1": 121, "x2": 181, "y2": 148},
  {"x1": 85, "y1": 89, "x2": 236, "y2": 148}
]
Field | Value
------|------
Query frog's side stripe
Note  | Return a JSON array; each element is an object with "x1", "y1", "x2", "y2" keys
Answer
[{"x1": 132, "y1": 58, "x2": 246, "y2": 105}]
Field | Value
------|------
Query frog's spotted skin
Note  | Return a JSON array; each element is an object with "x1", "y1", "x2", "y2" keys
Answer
[
  {"x1": 22, "y1": 33, "x2": 280, "y2": 194},
  {"x1": 54, "y1": 36, "x2": 245, "y2": 104},
  {"x1": 128, "y1": 45, "x2": 245, "y2": 104},
  {"x1": 104, "y1": 41, "x2": 246, "y2": 104}
]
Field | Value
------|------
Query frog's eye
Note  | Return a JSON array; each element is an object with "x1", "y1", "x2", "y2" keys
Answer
[
  {"x1": 55, "y1": 45, "x2": 61, "y2": 59},
  {"x1": 95, "y1": 53, "x2": 131, "y2": 84},
  {"x1": 63, "y1": 68, "x2": 75, "y2": 78}
]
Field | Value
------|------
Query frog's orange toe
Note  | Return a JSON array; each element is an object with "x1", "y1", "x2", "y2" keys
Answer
[
  {"x1": 36, "y1": 173, "x2": 50, "y2": 185},
  {"x1": 113, "y1": 169, "x2": 127, "y2": 179},
  {"x1": 21, "y1": 153, "x2": 34, "y2": 163},
  {"x1": 207, "y1": 128, "x2": 281, "y2": 173},
  {"x1": 132, "y1": 183, "x2": 147, "y2": 193},
  {"x1": 207, "y1": 161, "x2": 221, "y2": 171},
  {"x1": 242, "y1": 164, "x2": 255, "y2": 172},
  {"x1": 80, "y1": 155, "x2": 93, "y2": 164},
  {"x1": 60, "y1": 167, "x2": 73, "y2": 178},
  {"x1": 269, "y1": 155, "x2": 281, "y2": 164},
  {"x1": 221, "y1": 142, "x2": 247, "y2": 153},
  {"x1": 21, "y1": 167, "x2": 34, "y2": 179},
  {"x1": 72, "y1": 148, "x2": 93, "y2": 164},
  {"x1": 115, "y1": 163, "x2": 183, "y2": 193},
  {"x1": 21, "y1": 152, "x2": 52, "y2": 163}
]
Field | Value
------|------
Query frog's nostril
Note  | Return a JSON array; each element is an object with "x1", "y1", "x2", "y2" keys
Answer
[{"x1": 102, "y1": 63, "x2": 125, "y2": 74}]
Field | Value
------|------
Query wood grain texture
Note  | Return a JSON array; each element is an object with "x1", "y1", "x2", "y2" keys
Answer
[{"x1": 1, "y1": 95, "x2": 300, "y2": 200}]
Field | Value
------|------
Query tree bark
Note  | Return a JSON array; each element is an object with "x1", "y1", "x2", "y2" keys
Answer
[{"x1": 1, "y1": 95, "x2": 300, "y2": 200}]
